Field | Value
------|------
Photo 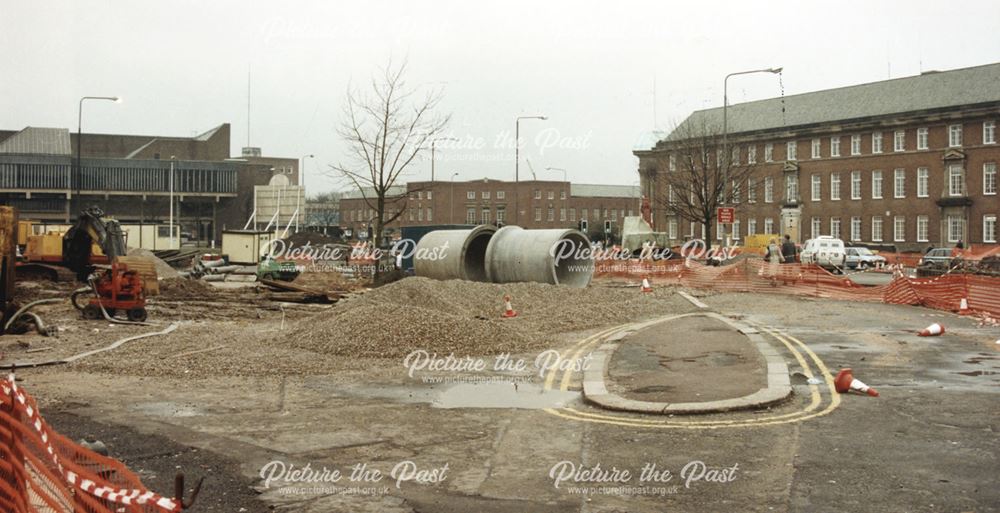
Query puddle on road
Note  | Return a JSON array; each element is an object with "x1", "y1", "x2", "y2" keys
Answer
[
  {"x1": 956, "y1": 370, "x2": 999, "y2": 377},
  {"x1": 432, "y1": 383, "x2": 580, "y2": 410},
  {"x1": 304, "y1": 380, "x2": 580, "y2": 410}
]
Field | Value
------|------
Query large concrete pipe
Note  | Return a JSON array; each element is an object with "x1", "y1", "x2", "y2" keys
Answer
[
  {"x1": 484, "y1": 226, "x2": 594, "y2": 288},
  {"x1": 413, "y1": 225, "x2": 496, "y2": 281}
]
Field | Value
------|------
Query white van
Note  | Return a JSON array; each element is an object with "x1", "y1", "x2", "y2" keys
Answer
[{"x1": 800, "y1": 236, "x2": 846, "y2": 271}]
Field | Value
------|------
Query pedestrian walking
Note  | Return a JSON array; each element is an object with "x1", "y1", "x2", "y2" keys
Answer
[
  {"x1": 767, "y1": 238, "x2": 782, "y2": 282},
  {"x1": 781, "y1": 235, "x2": 797, "y2": 264}
]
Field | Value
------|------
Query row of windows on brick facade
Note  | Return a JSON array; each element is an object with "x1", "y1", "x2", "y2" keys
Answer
[
  {"x1": 666, "y1": 121, "x2": 997, "y2": 170},
  {"x1": 664, "y1": 162, "x2": 996, "y2": 204},
  {"x1": 664, "y1": 215, "x2": 997, "y2": 244},
  {"x1": 408, "y1": 190, "x2": 572, "y2": 201}
]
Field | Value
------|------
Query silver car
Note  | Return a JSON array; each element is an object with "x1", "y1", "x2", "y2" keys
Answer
[{"x1": 845, "y1": 247, "x2": 887, "y2": 269}]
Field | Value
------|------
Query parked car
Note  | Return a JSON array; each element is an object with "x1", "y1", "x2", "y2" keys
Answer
[
  {"x1": 916, "y1": 247, "x2": 955, "y2": 277},
  {"x1": 845, "y1": 247, "x2": 887, "y2": 270},
  {"x1": 800, "y1": 236, "x2": 846, "y2": 271}
]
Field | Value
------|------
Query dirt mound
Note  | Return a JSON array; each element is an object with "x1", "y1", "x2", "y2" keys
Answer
[
  {"x1": 158, "y1": 277, "x2": 219, "y2": 299},
  {"x1": 284, "y1": 276, "x2": 691, "y2": 358},
  {"x1": 281, "y1": 231, "x2": 337, "y2": 247},
  {"x1": 126, "y1": 248, "x2": 180, "y2": 279}
]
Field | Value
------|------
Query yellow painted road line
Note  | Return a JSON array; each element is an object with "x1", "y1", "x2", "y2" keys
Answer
[{"x1": 542, "y1": 319, "x2": 841, "y2": 429}]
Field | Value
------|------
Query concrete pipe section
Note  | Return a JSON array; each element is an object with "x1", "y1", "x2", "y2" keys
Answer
[
  {"x1": 413, "y1": 224, "x2": 496, "y2": 282},
  {"x1": 485, "y1": 226, "x2": 594, "y2": 288}
]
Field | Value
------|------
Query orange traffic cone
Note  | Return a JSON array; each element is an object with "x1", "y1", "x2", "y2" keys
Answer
[
  {"x1": 834, "y1": 368, "x2": 879, "y2": 397},
  {"x1": 501, "y1": 294, "x2": 518, "y2": 318},
  {"x1": 640, "y1": 277, "x2": 653, "y2": 293},
  {"x1": 918, "y1": 322, "x2": 945, "y2": 337},
  {"x1": 958, "y1": 298, "x2": 970, "y2": 315}
]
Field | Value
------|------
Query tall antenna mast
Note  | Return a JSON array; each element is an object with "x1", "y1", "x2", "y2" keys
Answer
[
  {"x1": 247, "y1": 66, "x2": 251, "y2": 147},
  {"x1": 652, "y1": 74, "x2": 657, "y2": 129}
]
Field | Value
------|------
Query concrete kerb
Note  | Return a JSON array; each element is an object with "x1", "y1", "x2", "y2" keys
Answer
[{"x1": 581, "y1": 312, "x2": 793, "y2": 415}]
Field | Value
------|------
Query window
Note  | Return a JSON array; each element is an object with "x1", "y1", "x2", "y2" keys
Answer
[
  {"x1": 894, "y1": 130, "x2": 905, "y2": 152},
  {"x1": 748, "y1": 218, "x2": 757, "y2": 236},
  {"x1": 764, "y1": 176, "x2": 774, "y2": 203},
  {"x1": 668, "y1": 184, "x2": 676, "y2": 203},
  {"x1": 748, "y1": 146, "x2": 757, "y2": 164},
  {"x1": 811, "y1": 174, "x2": 821, "y2": 201},
  {"x1": 949, "y1": 124, "x2": 963, "y2": 147},
  {"x1": 830, "y1": 173, "x2": 841, "y2": 200},
  {"x1": 851, "y1": 171, "x2": 862, "y2": 200},
  {"x1": 467, "y1": 191, "x2": 475, "y2": 200},
  {"x1": 811, "y1": 138, "x2": 821, "y2": 159},
  {"x1": 872, "y1": 216, "x2": 883, "y2": 242},
  {"x1": 481, "y1": 208, "x2": 490, "y2": 224},
  {"x1": 947, "y1": 215, "x2": 963, "y2": 243},
  {"x1": 872, "y1": 132, "x2": 883, "y2": 154},
  {"x1": 765, "y1": 143, "x2": 774, "y2": 162},
  {"x1": 785, "y1": 175, "x2": 798, "y2": 202},
  {"x1": 850, "y1": 217, "x2": 862, "y2": 241},
  {"x1": 427, "y1": 208, "x2": 433, "y2": 222},
  {"x1": 408, "y1": 209, "x2": 414, "y2": 221},
  {"x1": 872, "y1": 170, "x2": 883, "y2": 199},
  {"x1": 534, "y1": 207, "x2": 542, "y2": 221},
  {"x1": 731, "y1": 180, "x2": 741, "y2": 203},
  {"x1": 467, "y1": 208, "x2": 477, "y2": 224},
  {"x1": 917, "y1": 215, "x2": 928, "y2": 242},
  {"x1": 747, "y1": 178, "x2": 756, "y2": 203},
  {"x1": 917, "y1": 167, "x2": 929, "y2": 197},
  {"x1": 417, "y1": 191, "x2": 422, "y2": 200},
  {"x1": 482, "y1": 191, "x2": 490, "y2": 199},
  {"x1": 668, "y1": 217, "x2": 678, "y2": 239},
  {"x1": 732, "y1": 219, "x2": 741, "y2": 240},
  {"x1": 558, "y1": 208, "x2": 566, "y2": 221},
  {"x1": 427, "y1": 191, "x2": 433, "y2": 200},
  {"x1": 580, "y1": 208, "x2": 587, "y2": 220},
  {"x1": 569, "y1": 208, "x2": 576, "y2": 222},
  {"x1": 894, "y1": 216, "x2": 905, "y2": 242},
  {"x1": 985, "y1": 121, "x2": 997, "y2": 144},
  {"x1": 830, "y1": 136, "x2": 841, "y2": 157},
  {"x1": 851, "y1": 134, "x2": 861, "y2": 155},
  {"x1": 669, "y1": 154, "x2": 676, "y2": 171},
  {"x1": 948, "y1": 164, "x2": 965, "y2": 196},
  {"x1": 894, "y1": 168, "x2": 905, "y2": 198},
  {"x1": 534, "y1": 189, "x2": 541, "y2": 199},
  {"x1": 830, "y1": 217, "x2": 841, "y2": 238},
  {"x1": 593, "y1": 208, "x2": 599, "y2": 220},
  {"x1": 497, "y1": 191, "x2": 505, "y2": 200},
  {"x1": 764, "y1": 218, "x2": 774, "y2": 234},
  {"x1": 786, "y1": 141, "x2": 797, "y2": 161},
  {"x1": 917, "y1": 128, "x2": 929, "y2": 150},
  {"x1": 984, "y1": 215, "x2": 997, "y2": 243},
  {"x1": 560, "y1": 190, "x2": 567, "y2": 200},
  {"x1": 732, "y1": 147, "x2": 740, "y2": 165},
  {"x1": 688, "y1": 221, "x2": 696, "y2": 238},
  {"x1": 984, "y1": 162, "x2": 997, "y2": 195},
  {"x1": 547, "y1": 191, "x2": 554, "y2": 200},
  {"x1": 811, "y1": 217, "x2": 821, "y2": 239},
  {"x1": 716, "y1": 220, "x2": 723, "y2": 240},
  {"x1": 497, "y1": 207, "x2": 506, "y2": 224},
  {"x1": 547, "y1": 208, "x2": 554, "y2": 221}
]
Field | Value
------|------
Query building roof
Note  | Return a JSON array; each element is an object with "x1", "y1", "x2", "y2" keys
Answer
[
  {"x1": 0, "y1": 127, "x2": 72, "y2": 155},
  {"x1": 664, "y1": 62, "x2": 1000, "y2": 143},
  {"x1": 571, "y1": 184, "x2": 640, "y2": 198},
  {"x1": 340, "y1": 184, "x2": 408, "y2": 200}
]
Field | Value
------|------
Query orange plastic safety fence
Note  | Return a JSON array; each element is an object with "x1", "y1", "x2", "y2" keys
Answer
[
  {"x1": 596, "y1": 258, "x2": 1000, "y2": 317},
  {"x1": 0, "y1": 376, "x2": 181, "y2": 513}
]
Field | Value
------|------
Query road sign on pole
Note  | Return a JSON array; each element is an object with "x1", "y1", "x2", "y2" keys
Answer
[{"x1": 717, "y1": 207, "x2": 735, "y2": 224}]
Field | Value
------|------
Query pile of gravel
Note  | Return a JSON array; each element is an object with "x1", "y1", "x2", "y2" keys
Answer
[
  {"x1": 283, "y1": 276, "x2": 691, "y2": 358},
  {"x1": 126, "y1": 248, "x2": 180, "y2": 279}
]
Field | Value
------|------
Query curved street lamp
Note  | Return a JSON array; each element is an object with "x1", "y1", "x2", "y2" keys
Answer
[{"x1": 75, "y1": 95, "x2": 120, "y2": 212}]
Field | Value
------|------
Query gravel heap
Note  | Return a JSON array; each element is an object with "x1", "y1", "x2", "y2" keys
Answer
[
  {"x1": 126, "y1": 248, "x2": 180, "y2": 279},
  {"x1": 283, "y1": 276, "x2": 690, "y2": 358}
]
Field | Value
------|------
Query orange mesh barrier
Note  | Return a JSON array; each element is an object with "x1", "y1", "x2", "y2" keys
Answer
[
  {"x1": 0, "y1": 375, "x2": 181, "y2": 513},
  {"x1": 597, "y1": 258, "x2": 1000, "y2": 318}
]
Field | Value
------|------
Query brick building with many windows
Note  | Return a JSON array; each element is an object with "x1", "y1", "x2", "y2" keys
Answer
[
  {"x1": 338, "y1": 179, "x2": 639, "y2": 241},
  {"x1": 635, "y1": 62, "x2": 999, "y2": 251}
]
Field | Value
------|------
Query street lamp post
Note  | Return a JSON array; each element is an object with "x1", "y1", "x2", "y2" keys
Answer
[
  {"x1": 450, "y1": 172, "x2": 459, "y2": 223},
  {"x1": 514, "y1": 115, "x2": 547, "y2": 226},
  {"x1": 546, "y1": 166, "x2": 567, "y2": 182},
  {"x1": 75, "y1": 95, "x2": 120, "y2": 214},
  {"x1": 430, "y1": 137, "x2": 458, "y2": 181},
  {"x1": 722, "y1": 67, "x2": 781, "y2": 244},
  {"x1": 169, "y1": 156, "x2": 176, "y2": 249},
  {"x1": 298, "y1": 154, "x2": 314, "y2": 233}
]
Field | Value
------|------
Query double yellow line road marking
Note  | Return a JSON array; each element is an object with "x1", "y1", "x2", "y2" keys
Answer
[{"x1": 542, "y1": 319, "x2": 841, "y2": 429}]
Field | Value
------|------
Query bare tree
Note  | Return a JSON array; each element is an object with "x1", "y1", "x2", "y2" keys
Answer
[
  {"x1": 329, "y1": 61, "x2": 449, "y2": 252},
  {"x1": 648, "y1": 119, "x2": 758, "y2": 250}
]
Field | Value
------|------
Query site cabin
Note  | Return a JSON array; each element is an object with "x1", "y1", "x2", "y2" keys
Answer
[
  {"x1": 221, "y1": 230, "x2": 274, "y2": 265},
  {"x1": 119, "y1": 224, "x2": 180, "y2": 251}
]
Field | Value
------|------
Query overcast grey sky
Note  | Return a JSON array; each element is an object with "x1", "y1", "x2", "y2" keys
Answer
[{"x1": 2, "y1": 0, "x2": 999, "y2": 194}]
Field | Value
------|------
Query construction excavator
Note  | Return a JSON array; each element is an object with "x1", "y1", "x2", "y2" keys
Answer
[{"x1": 63, "y1": 207, "x2": 150, "y2": 322}]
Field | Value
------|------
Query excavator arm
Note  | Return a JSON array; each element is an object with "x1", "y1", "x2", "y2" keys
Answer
[{"x1": 63, "y1": 207, "x2": 127, "y2": 281}]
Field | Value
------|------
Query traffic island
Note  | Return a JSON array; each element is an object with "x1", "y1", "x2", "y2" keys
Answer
[{"x1": 582, "y1": 312, "x2": 793, "y2": 414}]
